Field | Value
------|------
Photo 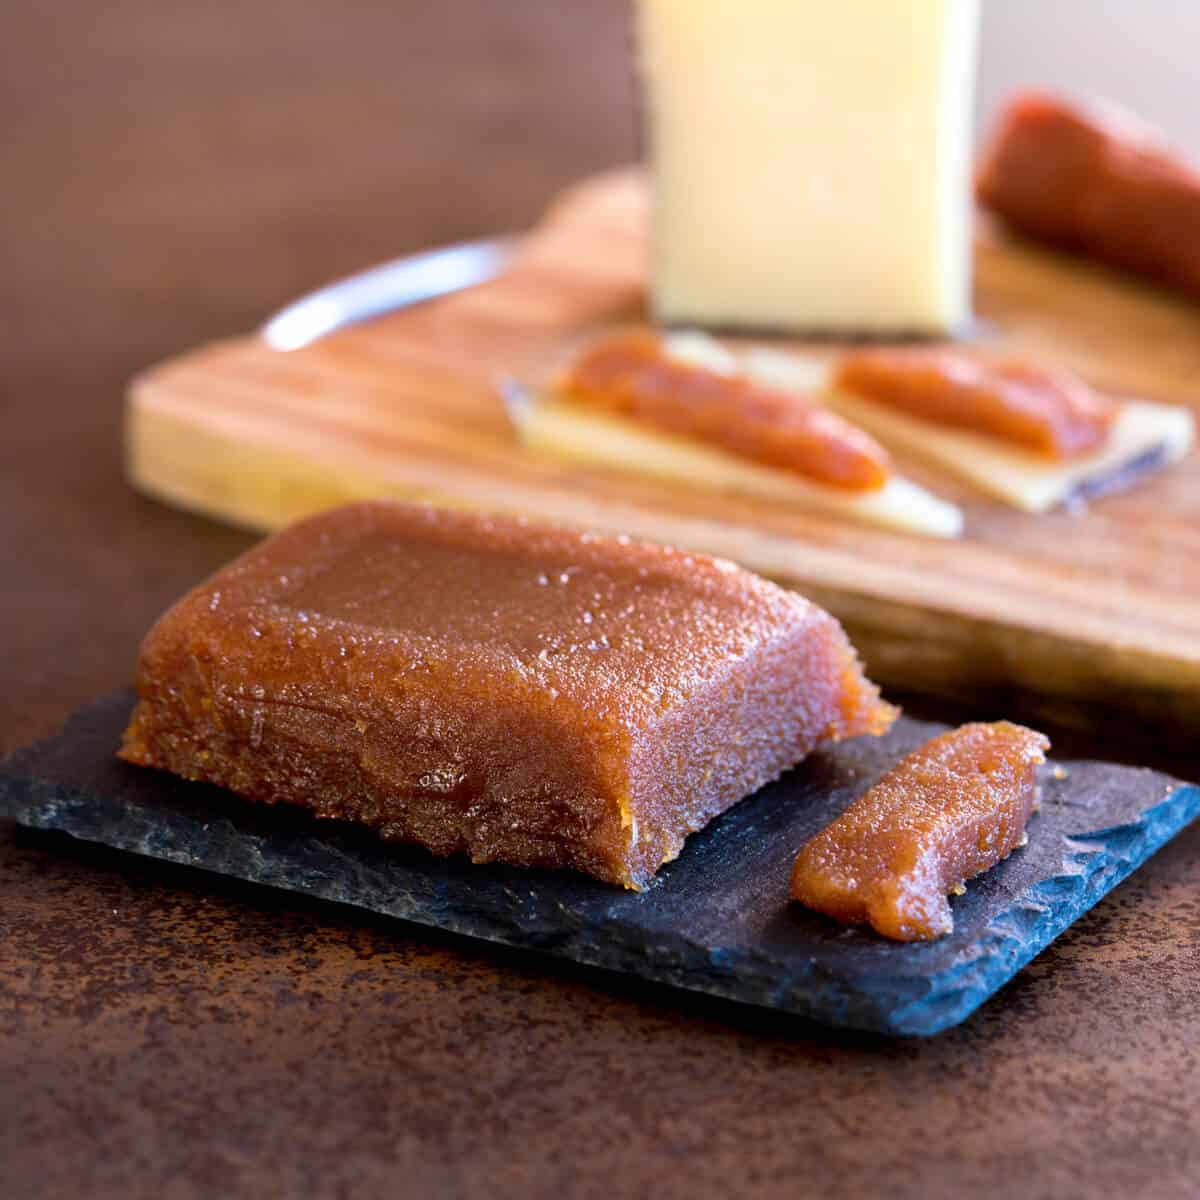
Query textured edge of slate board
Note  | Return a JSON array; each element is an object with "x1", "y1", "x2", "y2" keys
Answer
[{"x1": 3, "y1": 691, "x2": 1198, "y2": 1037}]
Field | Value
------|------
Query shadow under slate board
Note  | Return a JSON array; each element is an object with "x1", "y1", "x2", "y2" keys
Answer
[{"x1": 2, "y1": 691, "x2": 1197, "y2": 1036}]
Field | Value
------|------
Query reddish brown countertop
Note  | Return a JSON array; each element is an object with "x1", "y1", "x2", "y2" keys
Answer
[{"x1": 2, "y1": 3, "x2": 1199, "y2": 1197}]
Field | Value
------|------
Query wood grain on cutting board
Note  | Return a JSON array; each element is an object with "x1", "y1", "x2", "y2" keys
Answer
[{"x1": 127, "y1": 169, "x2": 1200, "y2": 725}]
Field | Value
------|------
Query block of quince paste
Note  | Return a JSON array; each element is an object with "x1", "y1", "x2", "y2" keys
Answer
[
  {"x1": 119, "y1": 501, "x2": 896, "y2": 889},
  {"x1": 791, "y1": 722, "x2": 1049, "y2": 941},
  {"x1": 635, "y1": 0, "x2": 981, "y2": 333},
  {"x1": 978, "y1": 92, "x2": 1200, "y2": 301}
]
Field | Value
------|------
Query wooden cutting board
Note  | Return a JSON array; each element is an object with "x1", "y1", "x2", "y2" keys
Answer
[{"x1": 127, "y1": 169, "x2": 1200, "y2": 728}]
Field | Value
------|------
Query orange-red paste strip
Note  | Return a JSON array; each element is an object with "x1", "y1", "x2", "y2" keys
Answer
[
  {"x1": 834, "y1": 347, "x2": 1115, "y2": 460},
  {"x1": 557, "y1": 332, "x2": 891, "y2": 491},
  {"x1": 791, "y1": 722, "x2": 1048, "y2": 942}
]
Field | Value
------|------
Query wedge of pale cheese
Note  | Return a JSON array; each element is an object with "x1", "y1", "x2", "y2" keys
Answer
[
  {"x1": 635, "y1": 0, "x2": 981, "y2": 334},
  {"x1": 505, "y1": 382, "x2": 964, "y2": 540},
  {"x1": 741, "y1": 346, "x2": 1196, "y2": 513}
]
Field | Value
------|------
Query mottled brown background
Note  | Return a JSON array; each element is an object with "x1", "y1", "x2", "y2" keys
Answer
[{"x1": 3, "y1": 2, "x2": 1199, "y2": 1197}]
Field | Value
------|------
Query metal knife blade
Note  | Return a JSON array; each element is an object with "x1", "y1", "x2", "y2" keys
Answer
[{"x1": 261, "y1": 236, "x2": 515, "y2": 351}]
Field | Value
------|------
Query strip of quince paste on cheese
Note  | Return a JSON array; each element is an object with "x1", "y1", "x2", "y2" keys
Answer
[
  {"x1": 506, "y1": 333, "x2": 964, "y2": 539},
  {"x1": 556, "y1": 332, "x2": 890, "y2": 491},
  {"x1": 741, "y1": 343, "x2": 1194, "y2": 513}
]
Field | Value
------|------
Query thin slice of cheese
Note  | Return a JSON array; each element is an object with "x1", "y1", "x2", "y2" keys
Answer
[
  {"x1": 739, "y1": 346, "x2": 835, "y2": 394},
  {"x1": 740, "y1": 345, "x2": 1196, "y2": 513},
  {"x1": 505, "y1": 384, "x2": 964, "y2": 540},
  {"x1": 636, "y1": 0, "x2": 981, "y2": 334},
  {"x1": 662, "y1": 329, "x2": 740, "y2": 377}
]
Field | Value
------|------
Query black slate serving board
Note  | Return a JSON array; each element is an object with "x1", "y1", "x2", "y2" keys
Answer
[{"x1": 3, "y1": 691, "x2": 1197, "y2": 1036}]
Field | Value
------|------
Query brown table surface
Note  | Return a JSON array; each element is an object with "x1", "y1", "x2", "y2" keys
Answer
[{"x1": 4, "y1": 3, "x2": 1199, "y2": 1197}]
